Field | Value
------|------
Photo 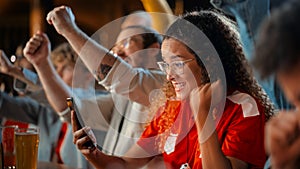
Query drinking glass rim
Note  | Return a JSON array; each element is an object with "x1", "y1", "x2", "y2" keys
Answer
[
  {"x1": 0, "y1": 125, "x2": 18, "y2": 129},
  {"x1": 14, "y1": 127, "x2": 40, "y2": 134}
]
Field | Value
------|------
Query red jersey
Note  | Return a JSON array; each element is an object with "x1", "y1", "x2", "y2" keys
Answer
[{"x1": 137, "y1": 91, "x2": 266, "y2": 169}]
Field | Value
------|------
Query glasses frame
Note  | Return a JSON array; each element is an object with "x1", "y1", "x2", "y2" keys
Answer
[
  {"x1": 157, "y1": 58, "x2": 195, "y2": 75},
  {"x1": 110, "y1": 35, "x2": 144, "y2": 54}
]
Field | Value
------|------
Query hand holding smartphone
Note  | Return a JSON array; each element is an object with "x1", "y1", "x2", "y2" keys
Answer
[{"x1": 67, "y1": 97, "x2": 96, "y2": 150}]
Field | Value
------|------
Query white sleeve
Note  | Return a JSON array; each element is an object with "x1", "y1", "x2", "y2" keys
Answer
[{"x1": 98, "y1": 58, "x2": 165, "y2": 106}]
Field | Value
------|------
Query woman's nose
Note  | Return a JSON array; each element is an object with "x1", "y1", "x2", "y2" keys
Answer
[{"x1": 166, "y1": 71, "x2": 176, "y2": 81}]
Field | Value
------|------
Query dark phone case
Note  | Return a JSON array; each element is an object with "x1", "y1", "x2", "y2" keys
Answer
[{"x1": 66, "y1": 97, "x2": 96, "y2": 149}]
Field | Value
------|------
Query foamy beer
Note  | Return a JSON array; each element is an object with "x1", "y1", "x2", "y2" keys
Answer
[{"x1": 14, "y1": 127, "x2": 39, "y2": 169}]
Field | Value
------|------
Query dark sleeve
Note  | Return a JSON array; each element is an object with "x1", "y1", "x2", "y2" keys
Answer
[{"x1": 0, "y1": 91, "x2": 59, "y2": 125}]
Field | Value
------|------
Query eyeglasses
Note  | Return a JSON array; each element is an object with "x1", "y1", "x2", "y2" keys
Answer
[
  {"x1": 109, "y1": 38, "x2": 130, "y2": 55},
  {"x1": 117, "y1": 37, "x2": 131, "y2": 49},
  {"x1": 110, "y1": 35, "x2": 143, "y2": 53},
  {"x1": 157, "y1": 59, "x2": 195, "y2": 75}
]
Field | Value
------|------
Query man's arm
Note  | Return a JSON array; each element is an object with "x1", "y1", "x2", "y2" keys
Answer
[
  {"x1": 0, "y1": 91, "x2": 59, "y2": 125},
  {"x1": 23, "y1": 32, "x2": 72, "y2": 112},
  {"x1": 46, "y1": 6, "x2": 166, "y2": 106},
  {"x1": 46, "y1": 6, "x2": 116, "y2": 81},
  {"x1": 98, "y1": 59, "x2": 165, "y2": 106},
  {"x1": 23, "y1": 32, "x2": 115, "y2": 127}
]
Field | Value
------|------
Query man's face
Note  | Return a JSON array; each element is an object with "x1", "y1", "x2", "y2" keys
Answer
[
  {"x1": 111, "y1": 27, "x2": 145, "y2": 67},
  {"x1": 277, "y1": 61, "x2": 300, "y2": 109}
]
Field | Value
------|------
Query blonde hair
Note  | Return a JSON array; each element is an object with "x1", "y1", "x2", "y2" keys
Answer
[{"x1": 51, "y1": 43, "x2": 78, "y2": 67}]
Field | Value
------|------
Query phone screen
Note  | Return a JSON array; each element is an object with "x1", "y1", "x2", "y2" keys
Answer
[{"x1": 13, "y1": 79, "x2": 27, "y2": 93}]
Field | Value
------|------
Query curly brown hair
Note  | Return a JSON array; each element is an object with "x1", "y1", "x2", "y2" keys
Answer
[{"x1": 150, "y1": 10, "x2": 274, "y2": 152}]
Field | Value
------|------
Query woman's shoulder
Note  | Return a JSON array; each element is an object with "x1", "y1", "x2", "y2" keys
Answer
[{"x1": 226, "y1": 90, "x2": 261, "y2": 118}]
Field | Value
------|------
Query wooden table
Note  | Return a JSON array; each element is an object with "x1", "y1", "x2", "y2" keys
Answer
[{"x1": 38, "y1": 161, "x2": 80, "y2": 169}]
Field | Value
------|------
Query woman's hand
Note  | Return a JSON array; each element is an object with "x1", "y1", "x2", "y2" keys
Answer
[
  {"x1": 71, "y1": 110, "x2": 97, "y2": 156},
  {"x1": 189, "y1": 80, "x2": 224, "y2": 143},
  {"x1": 190, "y1": 80, "x2": 223, "y2": 126}
]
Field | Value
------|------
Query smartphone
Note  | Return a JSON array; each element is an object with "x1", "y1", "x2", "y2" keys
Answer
[
  {"x1": 66, "y1": 97, "x2": 83, "y2": 129},
  {"x1": 66, "y1": 97, "x2": 96, "y2": 150},
  {"x1": 13, "y1": 79, "x2": 27, "y2": 93}
]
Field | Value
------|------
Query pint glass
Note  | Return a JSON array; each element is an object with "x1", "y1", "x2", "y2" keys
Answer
[
  {"x1": 14, "y1": 127, "x2": 39, "y2": 169},
  {"x1": 0, "y1": 125, "x2": 17, "y2": 168}
]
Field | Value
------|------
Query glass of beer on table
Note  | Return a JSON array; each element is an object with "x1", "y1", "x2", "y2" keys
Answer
[
  {"x1": 0, "y1": 125, "x2": 17, "y2": 168},
  {"x1": 14, "y1": 127, "x2": 39, "y2": 169}
]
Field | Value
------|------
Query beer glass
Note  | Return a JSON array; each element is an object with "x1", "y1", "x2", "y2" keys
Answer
[
  {"x1": 14, "y1": 127, "x2": 39, "y2": 169},
  {"x1": 0, "y1": 125, "x2": 17, "y2": 169}
]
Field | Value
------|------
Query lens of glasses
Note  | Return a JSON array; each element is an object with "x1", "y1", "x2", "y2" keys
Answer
[
  {"x1": 157, "y1": 62, "x2": 184, "y2": 75},
  {"x1": 157, "y1": 59, "x2": 194, "y2": 75},
  {"x1": 171, "y1": 62, "x2": 184, "y2": 74},
  {"x1": 157, "y1": 62, "x2": 167, "y2": 73}
]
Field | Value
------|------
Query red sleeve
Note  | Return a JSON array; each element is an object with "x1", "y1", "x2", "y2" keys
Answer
[{"x1": 219, "y1": 100, "x2": 266, "y2": 168}]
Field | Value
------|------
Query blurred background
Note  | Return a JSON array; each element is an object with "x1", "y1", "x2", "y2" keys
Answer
[
  {"x1": 0, "y1": 0, "x2": 212, "y2": 94},
  {"x1": 0, "y1": 0, "x2": 214, "y2": 53}
]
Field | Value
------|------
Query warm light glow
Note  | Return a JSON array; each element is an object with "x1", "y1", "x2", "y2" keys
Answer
[{"x1": 10, "y1": 55, "x2": 16, "y2": 63}]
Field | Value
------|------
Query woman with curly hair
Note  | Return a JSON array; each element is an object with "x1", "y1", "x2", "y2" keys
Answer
[{"x1": 72, "y1": 10, "x2": 274, "y2": 169}]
